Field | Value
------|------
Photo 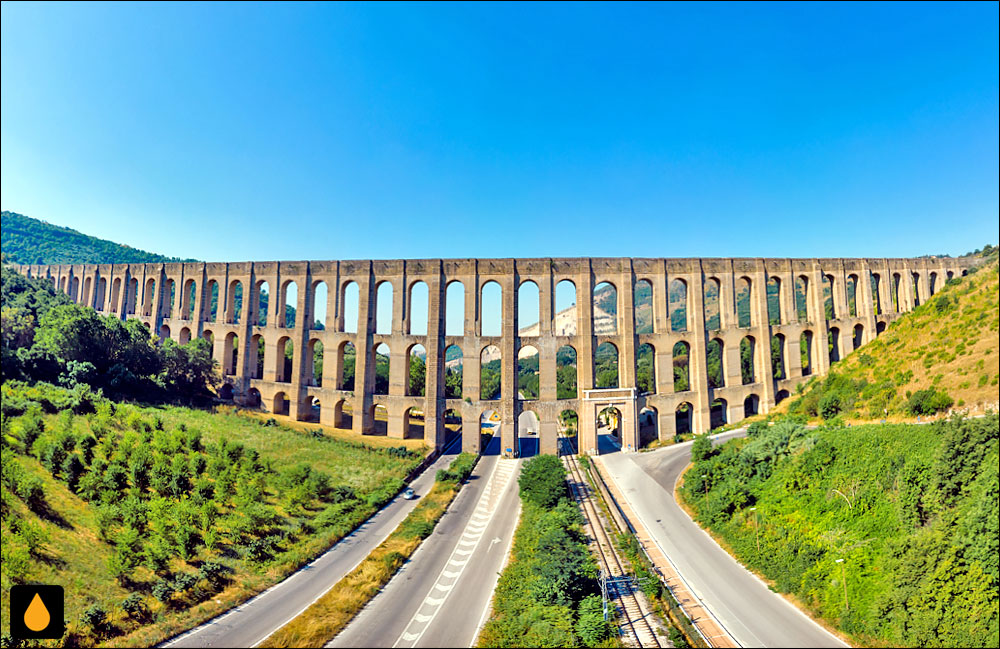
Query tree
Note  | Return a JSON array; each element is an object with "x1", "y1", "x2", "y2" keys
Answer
[
  {"x1": 691, "y1": 434, "x2": 713, "y2": 462},
  {"x1": 518, "y1": 455, "x2": 568, "y2": 509}
]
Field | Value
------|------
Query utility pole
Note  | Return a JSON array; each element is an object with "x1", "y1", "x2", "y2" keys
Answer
[{"x1": 835, "y1": 558, "x2": 849, "y2": 611}]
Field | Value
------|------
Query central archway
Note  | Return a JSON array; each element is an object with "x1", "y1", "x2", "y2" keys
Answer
[{"x1": 596, "y1": 405, "x2": 623, "y2": 454}]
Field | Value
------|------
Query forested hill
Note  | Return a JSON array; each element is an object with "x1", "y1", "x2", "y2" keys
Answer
[
  {"x1": 785, "y1": 259, "x2": 999, "y2": 423},
  {"x1": 1, "y1": 211, "x2": 196, "y2": 265}
]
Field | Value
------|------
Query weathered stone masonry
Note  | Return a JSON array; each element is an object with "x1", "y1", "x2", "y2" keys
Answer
[{"x1": 15, "y1": 256, "x2": 975, "y2": 455}]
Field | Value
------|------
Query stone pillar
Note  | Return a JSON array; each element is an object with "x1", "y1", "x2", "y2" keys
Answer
[
  {"x1": 424, "y1": 268, "x2": 446, "y2": 449},
  {"x1": 354, "y1": 270, "x2": 375, "y2": 435},
  {"x1": 687, "y1": 263, "x2": 711, "y2": 434},
  {"x1": 500, "y1": 266, "x2": 518, "y2": 457},
  {"x1": 751, "y1": 262, "x2": 775, "y2": 411},
  {"x1": 618, "y1": 261, "x2": 639, "y2": 451},
  {"x1": 286, "y1": 266, "x2": 310, "y2": 421},
  {"x1": 577, "y1": 264, "x2": 597, "y2": 454},
  {"x1": 810, "y1": 264, "x2": 830, "y2": 376},
  {"x1": 859, "y1": 265, "x2": 878, "y2": 343}
]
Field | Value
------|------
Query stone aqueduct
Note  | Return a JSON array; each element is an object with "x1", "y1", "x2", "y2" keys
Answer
[{"x1": 15, "y1": 256, "x2": 975, "y2": 456}]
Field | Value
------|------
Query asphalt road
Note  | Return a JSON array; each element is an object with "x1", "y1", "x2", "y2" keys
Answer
[
  {"x1": 329, "y1": 452, "x2": 522, "y2": 648},
  {"x1": 162, "y1": 435, "x2": 464, "y2": 648},
  {"x1": 601, "y1": 433, "x2": 850, "y2": 648}
]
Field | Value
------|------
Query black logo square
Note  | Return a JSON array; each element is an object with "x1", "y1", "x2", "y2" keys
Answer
[{"x1": 10, "y1": 585, "x2": 64, "y2": 640}]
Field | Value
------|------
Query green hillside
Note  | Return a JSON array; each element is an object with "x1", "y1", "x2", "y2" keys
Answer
[
  {"x1": 1, "y1": 211, "x2": 196, "y2": 265},
  {"x1": 786, "y1": 260, "x2": 999, "y2": 423}
]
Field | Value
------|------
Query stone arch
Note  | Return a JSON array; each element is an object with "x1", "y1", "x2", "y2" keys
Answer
[
  {"x1": 250, "y1": 334, "x2": 265, "y2": 379},
  {"x1": 182, "y1": 278, "x2": 197, "y2": 320},
  {"x1": 308, "y1": 339, "x2": 324, "y2": 387},
  {"x1": 218, "y1": 383, "x2": 234, "y2": 401},
  {"x1": 634, "y1": 279, "x2": 653, "y2": 334},
  {"x1": 669, "y1": 278, "x2": 688, "y2": 332},
  {"x1": 947, "y1": 270, "x2": 954, "y2": 281},
  {"x1": 126, "y1": 277, "x2": 138, "y2": 314},
  {"x1": 480, "y1": 281, "x2": 502, "y2": 337},
  {"x1": 311, "y1": 280, "x2": 328, "y2": 330},
  {"x1": 480, "y1": 344, "x2": 501, "y2": 400},
  {"x1": 518, "y1": 280, "x2": 540, "y2": 336},
  {"x1": 740, "y1": 335, "x2": 756, "y2": 384},
  {"x1": 929, "y1": 272, "x2": 938, "y2": 295},
  {"x1": 637, "y1": 343, "x2": 655, "y2": 394},
  {"x1": 407, "y1": 343, "x2": 426, "y2": 396},
  {"x1": 744, "y1": 394, "x2": 759, "y2": 417},
  {"x1": 480, "y1": 409, "x2": 501, "y2": 450},
  {"x1": 275, "y1": 336, "x2": 293, "y2": 383},
  {"x1": 911, "y1": 272, "x2": 921, "y2": 307},
  {"x1": 143, "y1": 278, "x2": 157, "y2": 316},
  {"x1": 823, "y1": 274, "x2": 836, "y2": 319},
  {"x1": 110, "y1": 277, "x2": 122, "y2": 313},
  {"x1": 334, "y1": 398, "x2": 351, "y2": 429},
  {"x1": 795, "y1": 275, "x2": 810, "y2": 322},
  {"x1": 204, "y1": 280, "x2": 219, "y2": 322},
  {"x1": 340, "y1": 280, "x2": 360, "y2": 333},
  {"x1": 847, "y1": 274, "x2": 859, "y2": 317},
  {"x1": 408, "y1": 280, "x2": 429, "y2": 336},
  {"x1": 224, "y1": 332, "x2": 239, "y2": 376},
  {"x1": 83, "y1": 277, "x2": 93, "y2": 307},
  {"x1": 443, "y1": 408, "x2": 462, "y2": 446},
  {"x1": 775, "y1": 389, "x2": 790, "y2": 404},
  {"x1": 70, "y1": 275, "x2": 80, "y2": 302},
  {"x1": 517, "y1": 344, "x2": 539, "y2": 400},
  {"x1": 558, "y1": 409, "x2": 578, "y2": 456},
  {"x1": 772, "y1": 333, "x2": 786, "y2": 380},
  {"x1": 227, "y1": 279, "x2": 243, "y2": 324},
  {"x1": 556, "y1": 344, "x2": 578, "y2": 399},
  {"x1": 675, "y1": 402, "x2": 693, "y2": 435},
  {"x1": 59, "y1": 275, "x2": 67, "y2": 294},
  {"x1": 853, "y1": 324, "x2": 864, "y2": 350},
  {"x1": 672, "y1": 341, "x2": 691, "y2": 392},
  {"x1": 704, "y1": 277, "x2": 721, "y2": 330},
  {"x1": 555, "y1": 279, "x2": 577, "y2": 335},
  {"x1": 305, "y1": 397, "x2": 322, "y2": 423},
  {"x1": 371, "y1": 404, "x2": 389, "y2": 435},
  {"x1": 828, "y1": 327, "x2": 840, "y2": 363},
  {"x1": 800, "y1": 330, "x2": 814, "y2": 377},
  {"x1": 517, "y1": 409, "x2": 540, "y2": 457},
  {"x1": 255, "y1": 280, "x2": 271, "y2": 326},
  {"x1": 597, "y1": 405, "x2": 622, "y2": 451},
  {"x1": 445, "y1": 280, "x2": 466, "y2": 336},
  {"x1": 707, "y1": 338, "x2": 725, "y2": 388},
  {"x1": 338, "y1": 341, "x2": 356, "y2": 390},
  {"x1": 179, "y1": 327, "x2": 192, "y2": 345},
  {"x1": 594, "y1": 341, "x2": 619, "y2": 388},
  {"x1": 870, "y1": 273, "x2": 882, "y2": 315},
  {"x1": 639, "y1": 406, "x2": 658, "y2": 448},
  {"x1": 404, "y1": 407, "x2": 424, "y2": 439},
  {"x1": 96, "y1": 276, "x2": 108, "y2": 311},
  {"x1": 202, "y1": 329, "x2": 215, "y2": 354},
  {"x1": 736, "y1": 276, "x2": 752, "y2": 328},
  {"x1": 444, "y1": 344, "x2": 463, "y2": 398},
  {"x1": 273, "y1": 391, "x2": 289, "y2": 416},
  {"x1": 162, "y1": 278, "x2": 176, "y2": 318},
  {"x1": 891, "y1": 273, "x2": 902, "y2": 312},
  {"x1": 372, "y1": 280, "x2": 393, "y2": 335},
  {"x1": 593, "y1": 281, "x2": 617, "y2": 335},
  {"x1": 373, "y1": 343, "x2": 390, "y2": 395},
  {"x1": 876, "y1": 320, "x2": 887, "y2": 335},
  {"x1": 710, "y1": 398, "x2": 728, "y2": 429},
  {"x1": 159, "y1": 324, "x2": 171, "y2": 342},
  {"x1": 280, "y1": 279, "x2": 297, "y2": 328},
  {"x1": 247, "y1": 387, "x2": 261, "y2": 408},
  {"x1": 766, "y1": 276, "x2": 782, "y2": 324}
]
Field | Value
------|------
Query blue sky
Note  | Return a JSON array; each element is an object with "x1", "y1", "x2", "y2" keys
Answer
[{"x1": 2, "y1": 2, "x2": 997, "y2": 264}]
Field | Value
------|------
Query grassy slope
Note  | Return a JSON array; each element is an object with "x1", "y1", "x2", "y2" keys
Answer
[
  {"x1": 1, "y1": 211, "x2": 196, "y2": 265},
  {"x1": 1, "y1": 403, "x2": 426, "y2": 647},
  {"x1": 787, "y1": 260, "x2": 999, "y2": 422}
]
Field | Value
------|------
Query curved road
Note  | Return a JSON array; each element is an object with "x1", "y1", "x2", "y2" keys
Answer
[
  {"x1": 162, "y1": 435, "x2": 466, "y2": 648},
  {"x1": 601, "y1": 432, "x2": 850, "y2": 648}
]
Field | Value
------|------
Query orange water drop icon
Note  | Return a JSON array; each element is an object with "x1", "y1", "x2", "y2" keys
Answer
[{"x1": 24, "y1": 592, "x2": 51, "y2": 632}]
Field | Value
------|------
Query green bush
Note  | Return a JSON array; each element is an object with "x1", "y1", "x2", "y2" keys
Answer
[
  {"x1": 907, "y1": 389, "x2": 954, "y2": 415},
  {"x1": 746, "y1": 421, "x2": 768, "y2": 437},
  {"x1": 517, "y1": 455, "x2": 568, "y2": 508},
  {"x1": 691, "y1": 434, "x2": 713, "y2": 462}
]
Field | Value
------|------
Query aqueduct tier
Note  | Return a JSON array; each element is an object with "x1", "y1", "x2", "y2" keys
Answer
[{"x1": 16, "y1": 256, "x2": 975, "y2": 455}]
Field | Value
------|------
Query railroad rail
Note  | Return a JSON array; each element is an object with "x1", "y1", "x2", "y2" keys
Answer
[{"x1": 564, "y1": 454, "x2": 662, "y2": 648}]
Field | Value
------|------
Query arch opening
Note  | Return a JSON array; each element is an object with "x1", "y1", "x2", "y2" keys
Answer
[
  {"x1": 672, "y1": 341, "x2": 690, "y2": 392},
  {"x1": 404, "y1": 407, "x2": 424, "y2": 440},
  {"x1": 309, "y1": 339, "x2": 324, "y2": 387},
  {"x1": 669, "y1": 279, "x2": 687, "y2": 332},
  {"x1": 273, "y1": 391, "x2": 289, "y2": 416},
  {"x1": 517, "y1": 345, "x2": 539, "y2": 400},
  {"x1": 408, "y1": 281, "x2": 428, "y2": 336},
  {"x1": 518, "y1": 280, "x2": 540, "y2": 336},
  {"x1": 853, "y1": 324, "x2": 864, "y2": 350},
  {"x1": 338, "y1": 341, "x2": 356, "y2": 390},
  {"x1": 704, "y1": 278, "x2": 721, "y2": 330},
  {"x1": 596, "y1": 406, "x2": 622, "y2": 454},
  {"x1": 445, "y1": 344, "x2": 463, "y2": 399},
  {"x1": 594, "y1": 342, "x2": 619, "y2": 389},
  {"x1": 634, "y1": 279, "x2": 653, "y2": 334},
  {"x1": 771, "y1": 333, "x2": 786, "y2": 380},
  {"x1": 480, "y1": 281, "x2": 502, "y2": 337},
  {"x1": 675, "y1": 402, "x2": 692, "y2": 436},
  {"x1": 340, "y1": 281, "x2": 359, "y2": 333},
  {"x1": 736, "y1": 277, "x2": 752, "y2": 328},
  {"x1": 371, "y1": 404, "x2": 388, "y2": 436},
  {"x1": 593, "y1": 282, "x2": 617, "y2": 335},
  {"x1": 828, "y1": 327, "x2": 840, "y2": 364},
  {"x1": 847, "y1": 275, "x2": 859, "y2": 317},
  {"x1": 710, "y1": 398, "x2": 728, "y2": 430},
  {"x1": 558, "y1": 409, "x2": 578, "y2": 456},
  {"x1": 445, "y1": 281, "x2": 465, "y2": 336},
  {"x1": 408, "y1": 344, "x2": 426, "y2": 397},
  {"x1": 312, "y1": 280, "x2": 328, "y2": 330},
  {"x1": 637, "y1": 343, "x2": 655, "y2": 395},
  {"x1": 707, "y1": 338, "x2": 724, "y2": 389},
  {"x1": 740, "y1": 336, "x2": 756, "y2": 385},
  {"x1": 555, "y1": 279, "x2": 577, "y2": 336},
  {"x1": 280, "y1": 280, "x2": 298, "y2": 328},
  {"x1": 766, "y1": 277, "x2": 781, "y2": 325},
  {"x1": 556, "y1": 345, "x2": 578, "y2": 399},
  {"x1": 224, "y1": 333, "x2": 239, "y2": 376},
  {"x1": 227, "y1": 280, "x2": 243, "y2": 325},
  {"x1": 480, "y1": 345, "x2": 501, "y2": 400},
  {"x1": 744, "y1": 394, "x2": 760, "y2": 418},
  {"x1": 375, "y1": 281, "x2": 393, "y2": 335},
  {"x1": 517, "y1": 410, "x2": 539, "y2": 458},
  {"x1": 639, "y1": 406, "x2": 658, "y2": 449},
  {"x1": 373, "y1": 343, "x2": 390, "y2": 395},
  {"x1": 256, "y1": 280, "x2": 271, "y2": 327},
  {"x1": 800, "y1": 330, "x2": 813, "y2": 377}
]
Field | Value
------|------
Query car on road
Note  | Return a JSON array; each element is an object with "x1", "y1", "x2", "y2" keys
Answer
[{"x1": 402, "y1": 487, "x2": 416, "y2": 500}]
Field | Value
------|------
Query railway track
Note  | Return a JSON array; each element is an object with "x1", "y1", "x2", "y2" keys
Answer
[{"x1": 564, "y1": 454, "x2": 662, "y2": 648}]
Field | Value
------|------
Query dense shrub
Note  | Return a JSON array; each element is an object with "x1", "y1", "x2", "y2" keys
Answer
[
  {"x1": 907, "y1": 388, "x2": 954, "y2": 415},
  {"x1": 517, "y1": 455, "x2": 568, "y2": 509}
]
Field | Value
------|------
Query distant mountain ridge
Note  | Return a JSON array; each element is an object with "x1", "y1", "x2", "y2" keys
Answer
[{"x1": 1, "y1": 210, "x2": 197, "y2": 265}]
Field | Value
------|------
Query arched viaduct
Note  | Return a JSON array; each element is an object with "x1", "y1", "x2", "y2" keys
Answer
[{"x1": 14, "y1": 256, "x2": 975, "y2": 456}]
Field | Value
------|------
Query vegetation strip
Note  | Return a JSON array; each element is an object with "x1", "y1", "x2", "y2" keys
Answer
[
  {"x1": 258, "y1": 452, "x2": 477, "y2": 648},
  {"x1": 682, "y1": 415, "x2": 998, "y2": 648},
  {"x1": 478, "y1": 455, "x2": 614, "y2": 648}
]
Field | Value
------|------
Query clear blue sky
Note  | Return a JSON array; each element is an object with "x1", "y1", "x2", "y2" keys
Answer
[{"x1": 2, "y1": 2, "x2": 997, "y2": 263}]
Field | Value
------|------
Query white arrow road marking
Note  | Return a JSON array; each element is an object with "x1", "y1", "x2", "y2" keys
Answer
[{"x1": 488, "y1": 536, "x2": 501, "y2": 552}]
